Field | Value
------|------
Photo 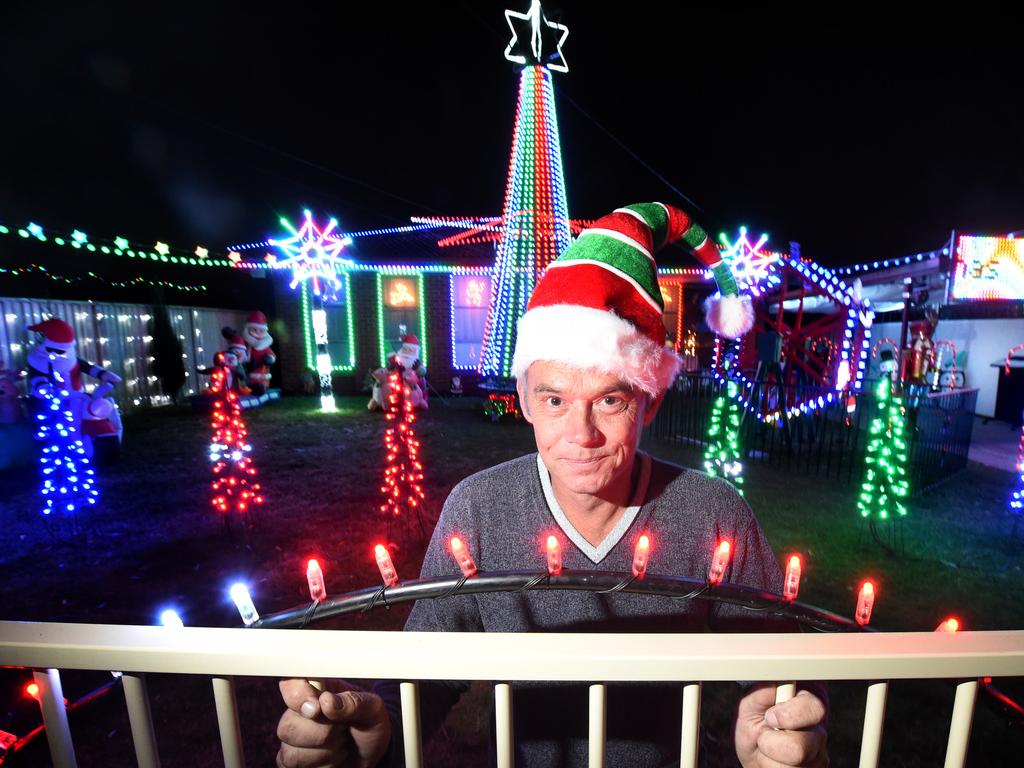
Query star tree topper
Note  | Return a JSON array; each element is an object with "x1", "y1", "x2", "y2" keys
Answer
[
  {"x1": 718, "y1": 226, "x2": 779, "y2": 297},
  {"x1": 269, "y1": 210, "x2": 354, "y2": 297},
  {"x1": 504, "y1": 0, "x2": 569, "y2": 73}
]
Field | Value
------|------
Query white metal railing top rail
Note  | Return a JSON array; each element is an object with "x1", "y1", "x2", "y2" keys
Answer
[
  {"x1": 2, "y1": 622, "x2": 1023, "y2": 768},
  {"x1": 3, "y1": 622, "x2": 1023, "y2": 681}
]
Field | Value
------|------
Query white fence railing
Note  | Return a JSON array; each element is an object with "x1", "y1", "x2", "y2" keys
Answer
[
  {"x1": 0, "y1": 297, "x2": 245, "y2": 411},
  {"x1": 1, "y1": 621, "x2": 1023, "y2": 768}
]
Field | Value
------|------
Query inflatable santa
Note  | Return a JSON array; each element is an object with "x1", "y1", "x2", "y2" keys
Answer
[
  {"x1": 25, "y1": 318, "x2": 123, "y2": 460},
  {"x1": 368, "y1": 334, "x2": 428, "y2": 411},
  {"x1": 241, "y1": 311, "x2": 276, "y2": 394}
]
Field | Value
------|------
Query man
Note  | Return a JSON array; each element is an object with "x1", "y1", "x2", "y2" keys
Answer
[{"x1": 277, "y1": 203, "x2": 827, "y2": 767}]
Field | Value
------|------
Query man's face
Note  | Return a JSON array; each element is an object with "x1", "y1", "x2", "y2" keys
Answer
[{"x1": 517, "y1": 361, "x2": 662, "y2": 499}]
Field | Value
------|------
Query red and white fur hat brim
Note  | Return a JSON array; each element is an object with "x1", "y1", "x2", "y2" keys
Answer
[{"x1": 511, "y1": 305, "x2": 681, "y2": 396}]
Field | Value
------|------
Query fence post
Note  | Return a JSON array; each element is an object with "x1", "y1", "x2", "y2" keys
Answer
[
  {"x1": 33, "y1": 668, "x2": 78, "y2": 768},
  {"x1": 211, "y1": 677, "x2": 245, "y2": 768},
  {"x1": 122, "y1": 673, "x2": 161, "y2": 768}
]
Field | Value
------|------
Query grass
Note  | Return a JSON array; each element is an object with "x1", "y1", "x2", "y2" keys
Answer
[{"x1": 1, "y1": 394, "x2": 1022, "y2": 766}]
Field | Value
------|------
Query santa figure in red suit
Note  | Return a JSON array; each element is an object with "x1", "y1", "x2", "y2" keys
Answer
[
  {"x1": 241, "y1": 311, "x2": 276, "y2": 394},
  {"x1": 25, "y1": 318, "x2": 123, "y2": 456}
]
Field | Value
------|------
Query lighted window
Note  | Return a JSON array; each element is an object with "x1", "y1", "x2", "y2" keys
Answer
[
  {"x1": 302, "y1": 277, "x2": 355, "y2": 371},
  {"x1": 450, "y1": 274, "x2": 492, "y2": 370},
  {"x1": 659, "y1": 281, "x2": 684, "y2": 351},
  {"x1": 378, "y1": 274, "x2": 426, "y2": 366}
]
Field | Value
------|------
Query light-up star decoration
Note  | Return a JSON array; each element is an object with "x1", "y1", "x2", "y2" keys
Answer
[
  {"x1": 154, "y1": 241, "x2": 170, "y2": 256},
  {"x1": 269, "y1": 210, "x2": 353, "y2": 297},
  {"x1": 719, "y1": 227, "x2": 780, "y2": 297},
  {"x1": 71, "y1": 230, "x2": 88, "y2": 245},
  {"x1": 505, "y1": 0, "x2": 569, "y2": 72},
  {"x1": 114, "y1": 236, "x2": 129, "y2": 251}
]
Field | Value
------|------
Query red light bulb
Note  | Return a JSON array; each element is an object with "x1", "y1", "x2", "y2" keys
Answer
[
  {"x1": 936, "y1": 616, "x2": 960, "y2": 633},
  {"x1": 855, "y1": 581, "x2": 875, "y2": 626},
  {"x1": 546, "y1": 535, "x2": 562, "y2": 576},
  {"x1": 375, "y1": 544, "x2": 399, "y2": 586},
  {"x1": 306, "y1": 558, "x2": 326, "y2": 603},
  {"x1": 708, "y1": 540, "x2": 731, "y2": 586},
  {"x1": 450, "y1": 536, "x2": 477, "y2": 577},
  {"x1": 632, "y1": 534, "x2": 650, "y2": 578},
  {"x1": 783, "y1": 555, "x2": 801, "y2": 601},
  {"x1": 25, "y1": 682, "x2": 40, "y2": 700}
]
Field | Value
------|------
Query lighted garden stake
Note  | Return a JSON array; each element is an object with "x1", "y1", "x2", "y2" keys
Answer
[
  {"x1": 269, "y1": 210, "x2": 353, "y2": 413},
  {"x1": 375, "y1": 544, "x2": 399, "y2": 586},
  {"x1": 632, "y1": 535, "x2": 651, "y2": 578},
  {"x1": 855, "y1": 581, "x2": 875, "y2": 627},
  {"x1": 783, "y1": 555, "x2": 802, "y2": 601},
  {"x1": 229, "y1": 583, "x2": 259, "y2": 626},
  {"x1": 546, "y1": 535, "x2": 562, "y2": 576},
  {"x1": 936, "y1": 617, "x2": 960, "y2": 633},
  {"x1": 857, "y1": 377, "x2": 909, "y2": 521},
  {"x1": 450, "y1": 536, "x2": 477, "y2": 577},
  {"x1": 704, "y1": 375, "x2": 744, "y2": 495},
  {"x1": 306, "y1": 559, "x2": 327, "y2": 603},
  {"x1": 377, "y1": 369, "x2": 426, "y2": 540},
  {"x1": 708, "y1": 541, "x2": 732, "y2": 586}
]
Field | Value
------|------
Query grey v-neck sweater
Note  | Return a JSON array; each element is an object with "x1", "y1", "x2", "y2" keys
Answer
[{"x1": 379, "y1": 452, "x2": 786, "y2": 767}]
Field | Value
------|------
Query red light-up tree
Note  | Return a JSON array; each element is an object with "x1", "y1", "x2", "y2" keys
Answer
[
  {"x1": 378, "y1": 368, "x2": 426, "y2": 541},
  {"x1": 209, "y1": 353, "x2": 264, "y2": 528}
]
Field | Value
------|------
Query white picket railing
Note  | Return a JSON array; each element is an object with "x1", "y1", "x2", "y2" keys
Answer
[{"x1": 2, "y1": 621, "x2": 1022, "y2": 768}]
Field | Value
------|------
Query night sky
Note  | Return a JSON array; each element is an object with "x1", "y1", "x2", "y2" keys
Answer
[{"x1": 1, "y1": 2, "x2": 1021, "y2": 267}]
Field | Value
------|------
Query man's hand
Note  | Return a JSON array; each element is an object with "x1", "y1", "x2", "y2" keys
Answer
[
  {"x1": 734, "y1": 683, "x2": 828, "y2": 767},
  {"x1": 277, "y1": 679, "x2": 391, "y2": 768}
]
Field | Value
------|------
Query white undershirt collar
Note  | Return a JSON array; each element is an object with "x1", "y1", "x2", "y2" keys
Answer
[{"x1": 536, "y1": 452, "x2": 651, "y2": 564}]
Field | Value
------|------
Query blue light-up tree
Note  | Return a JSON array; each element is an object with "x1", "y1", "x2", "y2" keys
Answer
[
  {"x1": 479, "y1": 1, "x2": 573, "y2": 378},
  {"x1": 269, "y1": 210, "x2": 353, "y2": 412},
  {"x1": 35, "y1": 367, "x2": 99, "y2": 533}
]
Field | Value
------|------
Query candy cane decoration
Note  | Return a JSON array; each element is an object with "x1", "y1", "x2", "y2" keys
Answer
[
  {"x1": 1004, "y1": 343, "x2": 1024, "y2": 376},
  {"x1": 931, "y1": 340, "x2": 958, "y2": 390}
]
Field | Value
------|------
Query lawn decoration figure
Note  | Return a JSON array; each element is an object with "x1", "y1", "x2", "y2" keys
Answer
[
  {"x1": 240, "y1": 311, "x2": 276, "y2": 394},
  {"x1": 217, "y1": 331, "x2": 251, "y2": 394},
  {"x1": 368, "y1": 335, "x2": 428, "y2": 412},
  {"x1": 25, "y1": 318, "x2": 123, "y2": 462}
]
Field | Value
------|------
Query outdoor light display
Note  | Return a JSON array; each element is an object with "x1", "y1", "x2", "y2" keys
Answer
[
  {"x1": 546, "y1": 534, "x2": 562, "y2": 575},
  {"x1": 855, "y1": 581, "x2": 875, "y2": 626},
  {"x1": 718, "y1": 227, "x2": 780, "y2": 297},
  {"x1": 230, "y1": 583, "x2": 259, "y2": 626},
  {"x1": 35, "y1": 367, "x2": 99, "y2": 520},
  {"x1": 298, "y1": 278, "x2": 355, "y2": 375},
  {"x1": 857, "y1": 377, "x2": 909, "y2": 521},
  {"x1": 208, "y1": 359, "x2": 264, "y2": 517},
  {"x1": 450, "y1": 536, "x2": 478, "y2": 577},
  {"x1": 703, "y1": 376, "x2": 744, "y2": 495},
  {"x1": 377, "y1": 370, "x2": 426, "y2": 524},
  {"x1": 270, "y1": 211, "x2": 353, "y2": 412},
  {"x1": 632, "y1": 534, "x2": 650, "y2": 578},
  {"x1": 951, "y1": 235, "x2": 1024, "y2": 300},
  {"x1": 450, "y1": 274, "x2": 493, "y2": 370},
  {"x1": 306, "y1": 559, "x2": 327, "y2": 603},
  {"x1": 375, "y1": 544, "x2": 399, "y2": 586},
  {"x1": 484, "y1": 393, "x2": 521, "y2": 420},
  {"x1": 708, "y1": 540, "x2": 732, "y2": 586},
  {"x1": 783, "y1": 555, "x2": 801, "y2": 601},
  {"x1": 479, "y1": 5, "x2": 572, "y2": 378},
  {"x1": 711, "y1": 254, "x2": 874, "y2": 423}
]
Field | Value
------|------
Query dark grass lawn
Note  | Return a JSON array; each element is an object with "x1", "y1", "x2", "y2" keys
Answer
[{"x1": 1, "y1": 394, "x2": 1022, "y2": 766}]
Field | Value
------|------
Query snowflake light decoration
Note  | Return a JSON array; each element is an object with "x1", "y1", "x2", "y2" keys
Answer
[
  {"x1": 269, "y1": 210, "x2": 353, "y2": 297},
  {"x1": 718, "y1": 226, "x2": 780, "y2": 297}
]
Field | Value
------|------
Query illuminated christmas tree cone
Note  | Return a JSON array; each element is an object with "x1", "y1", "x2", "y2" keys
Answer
[{"x1": 857, "y1": 377, "x2": 909, "y2": 551}]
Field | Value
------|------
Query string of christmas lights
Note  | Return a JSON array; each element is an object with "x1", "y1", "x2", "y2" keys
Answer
[
  {"x1": 208, "y1": 360, "x2": 264, "y2": 519},
  {"x1": 378, "y1": 369, "x2": 426, "y2": 538},
  {"x1": 857, "y1": 377, "x2": 909, "y2": 521},
  {"x1": 0, "y1": 262, "x2": 207, "y2": 293}
]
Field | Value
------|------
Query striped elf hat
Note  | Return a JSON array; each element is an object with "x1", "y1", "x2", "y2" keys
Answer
[{"x1": 511, "y1": 202, "x2": 754, "y2": 395}]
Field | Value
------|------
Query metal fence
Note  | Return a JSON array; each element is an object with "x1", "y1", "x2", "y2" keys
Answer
[
  {"x1": 0, "y1": 297, "x2": 246, "y2": 412},
  {"x1": 647, "y1": 374, "x2": 978, "y2": 493}
]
